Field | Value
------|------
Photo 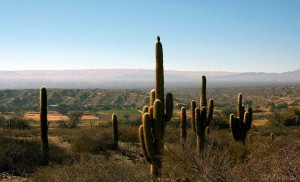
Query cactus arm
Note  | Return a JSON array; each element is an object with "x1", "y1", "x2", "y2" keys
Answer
[
  {"x1": 195, "y1": 107, "x2": 201, "y2": 135},
  {"x1": 200, "y1": 76, "x2": 207, "y2": 108},
  {"x1": 142, "y1": 106, "x2": 149, "y2": 115},
  {"x1": 139, "y1": 125, "x2": 152, "y2": 163},
  {"x1": 191, "y1": 100, "x2": 196, "y2": 133},
  {"x1": 230, "y1": 114, "x2": 240, "y2": 141},
  {"x1": 207, "y1": 99, "x2": 214, "y2": 126},
  {"x1": 165, "y1": 93, "x2": 173, "y2": 122},
  {"x1": 237, "y1": 93, "x2": 243, "y2": 118},
  {"x1": 153, "y1": 99, "x2": 164, "y2": 140},
  {"x1": 150, "y1": 89, "x2": 155, "y2": 107},
  {"x1": 143, "y1": 113, "x2": 157, "y2": 161}
]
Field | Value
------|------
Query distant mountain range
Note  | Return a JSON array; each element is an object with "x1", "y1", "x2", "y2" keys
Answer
[{"x1": 0, "y1": 69, "x2": 299, "y2": 89}]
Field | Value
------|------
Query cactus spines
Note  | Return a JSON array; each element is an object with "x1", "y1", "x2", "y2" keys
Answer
[
  {"x1": 139, "y1": 37, "x2": 173, "y2": 178},
  {"x1": 40, "y1": 86, "x2": 48, "y2": 164},
  {"x1": 230, "y1": 93, "x2": 253, "y2": 144},
  {"x1": 112, "y1": 113, "x2": 118, "y2": 148},
  {"x1": 191, "y1": 100, "x2": 196, "y2": 133},
  {"x1": 180, "y1": 107, "x2": 187, "y2": 144},
  {"x1": 200, "y1": 76, "x2": 207, "y2": 108}
]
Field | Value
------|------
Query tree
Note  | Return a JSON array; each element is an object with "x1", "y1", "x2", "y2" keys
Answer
[
  {"x1": 67, "y1": 111, "x2": 83, "y2": 128},
  {"x1": 57, "y1": 104, "x2": 68, "y2": 115}
]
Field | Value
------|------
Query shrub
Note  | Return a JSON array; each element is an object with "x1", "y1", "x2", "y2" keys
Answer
[
  {"x1": 1, "y1": 116, "x2": 30, "y2": 129},
  {"x1": 212, "y1": 112, "x2": 230, "y2": 129},
  {"x1": 0, "y1": 134, "x2": 71, "y2": 175},
  {"x1": 0, "y1": 115, "x2": 5, "y2": 125},
  {"x1": 71, "y1": 131, "x2": 114, "y2": 154},
  {"x1": 66, "y1": 111, "x2": 83, "y2": 128},
  {"x1": 268, "y1": 109, "x2": 299, "y2": 126}
]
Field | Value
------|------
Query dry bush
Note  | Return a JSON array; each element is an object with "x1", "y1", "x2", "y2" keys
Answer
[
  {"x1": 31, "y1": 154, "x2": 149, "y2": 182},
  {"x1": 0, "y1": 131, "x2": 72, "y2": 176},
  {"x1": 161, "y1": 127, "x2": 300, "y2": 181}
]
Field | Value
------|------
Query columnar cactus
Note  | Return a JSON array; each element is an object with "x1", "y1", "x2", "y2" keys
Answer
[
  {"x1": 230, "y1": 93, "x2": 253, "y2": 144},
  {"x1": 270, "y1": 133, "x2": 275, "y2": 141},
  {"x1": 112, "y1": 113, "x2": 118, "y2": 148},
  {"x1": 139, "y1": 36, "x2": 173, "y2": 178},
  {"x1": 180, "y1": 107, "x2": 187, "y2": 145},
  {"x1": 190, "y1": 76, "x2": 214, "y2": 153},
  {"x1": 190, "y1": 100, "x2": 196, "y2": 133},
  {"x1": 40, "y1": 86, "x2": 48, "y2": 164}
]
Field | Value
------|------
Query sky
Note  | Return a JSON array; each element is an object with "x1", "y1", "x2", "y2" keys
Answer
[{"x1": 0, "y1": 0, "x2": 299, "y2": 73}]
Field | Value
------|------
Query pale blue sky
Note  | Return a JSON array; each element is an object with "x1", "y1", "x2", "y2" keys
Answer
[{"x1": 0, "y1": 0, "x2": 299, "y2": 72}]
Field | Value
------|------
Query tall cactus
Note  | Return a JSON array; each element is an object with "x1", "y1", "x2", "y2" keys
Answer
[
  {"x1": 180, "y1": 107, "x2": 187, "y2": 145},
  {"x1": 40, "y1": 86, "x2": 48, "y2": 165},
  {"x1": 190, "y1": 76, "x2": 214, "y2": 153},
  {"x1": 139, "y1": 36, "x2": 173, "y2": 178},
  {"x1": 112, "y1": 113, "x2": 118, "y2": 148},
  {"x1": 230, "y1": 93, "x2": 253, "y2": 144}
]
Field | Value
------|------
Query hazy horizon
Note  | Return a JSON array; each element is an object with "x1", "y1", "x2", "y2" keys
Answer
[
  {"x1": 1, "y1": 1, "x2": 300, "y2": 73},
  {"x1": 0, "y1": 68, "x2": 299, "y2": 74}
]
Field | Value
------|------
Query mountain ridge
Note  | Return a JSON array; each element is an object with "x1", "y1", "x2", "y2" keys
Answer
[{"x1": 0, "y1": 69, "x2": 299, "y2": 89}]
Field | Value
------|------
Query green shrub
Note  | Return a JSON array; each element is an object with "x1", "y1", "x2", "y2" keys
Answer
[{"x1": 269, "y1": 109, "x2": 299, "y2": 126}]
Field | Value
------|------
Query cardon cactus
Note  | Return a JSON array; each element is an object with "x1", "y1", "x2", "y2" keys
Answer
[
  {"x1": 191, "y1": 76, "x2": 214, "y2": 153},
  {"x1": 180, "y1": 107, "x2": 187, "y2": 145},
  {"x1": 40, "y1": 86, "x2": 49, "y2": 164},
  {"x1": 230, "y1": 93, "x2": 253, "y2": 144},
  {"x1": 112, "y1": 113, "x2": 118, "y2": 148},
  {"x1": 139, "y1": 36, "x2": 173, "y2": 178}
]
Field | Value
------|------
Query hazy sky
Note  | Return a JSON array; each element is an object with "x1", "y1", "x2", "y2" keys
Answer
[{"x1": 0, "y1": 0, "x2": 299, "y2": 72}]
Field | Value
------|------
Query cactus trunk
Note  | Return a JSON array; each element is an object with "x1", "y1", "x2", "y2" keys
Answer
[
  {"x1": 180, "y1": 107, "x2": 187, "y2": 145},
  {"x1": 112, "y1": 113, "x2": 118, "y2": 148},
  {"x1": 155, "y1": 36, "x2": 164, "y2": 107},
  {"x1": 40, "y1": 86, "x2": 48, "y2": 165}
]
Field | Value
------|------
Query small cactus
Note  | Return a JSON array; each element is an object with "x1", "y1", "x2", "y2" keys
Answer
[
  {"x1": 230, "y1": 93, "x2": 253, "y2": 144},
  {"x1": 206, "y1": 127, "x2": 210, "y2": 135},
  {"x1": 271, "y1": 133, "x2": 275, "y2": 141},
  {"x1": 40, "y1": 86, "x2": 48, "y2": 165},
  {"x1": 139, "y1": 36, "x2": 173, "y2": 178},
  {"x1": 112, "y1": 113, "x2": 118, "y2": 148},
  {"x1": 180, "y1": 107, "x2": 187, "y2": 145}
]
